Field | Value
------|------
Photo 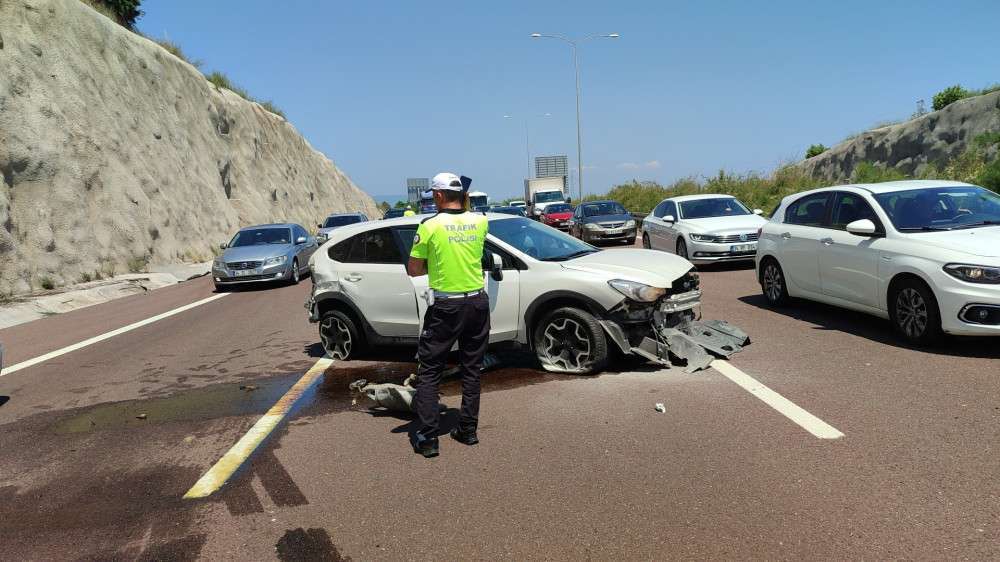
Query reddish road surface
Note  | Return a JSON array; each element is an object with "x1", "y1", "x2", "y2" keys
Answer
[{"x1": 1, "y1": 243, "x2": 998, "y2": 560}]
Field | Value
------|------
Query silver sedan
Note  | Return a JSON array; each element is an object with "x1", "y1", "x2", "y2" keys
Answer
[{"x1": 212, "y1": 223, "x2": 317, "y2": 291}]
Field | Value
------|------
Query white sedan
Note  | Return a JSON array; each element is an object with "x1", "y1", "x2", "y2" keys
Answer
[
  {"x1": 642, "y1": 194, "x2": 766, "y2": 264},
  {"x1": 757, "y1": 180, "x2": 1000, "y2": 344}
]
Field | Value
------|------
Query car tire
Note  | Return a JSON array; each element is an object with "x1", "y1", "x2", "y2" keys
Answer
[
  {"x1": 532, "y1": 307, "x2": 608, "y2": 375},
  {"x1": 642, "y1": 233, "x2": 651, "y2": 249},
  {"x1": 759, "y1": 258, "x2": 790, "y2": 306},
  {"x1": 676, "y1": 238, "x2": 689, "y2": 260},
  {"x1": 290, "y1": 259, "x2": 300, "y2": 285},
  {"x1": 319, "y1": 309, "x2": 365, "y2": 361},
  {"x1": 888, "y1": 278, "x2": 942, "y2": 346}
]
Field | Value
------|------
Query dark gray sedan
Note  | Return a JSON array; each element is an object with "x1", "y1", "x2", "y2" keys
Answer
[
  {"x1": 212, "y1": 223, "x2": 317, "y2": 291},
  {"x1": 567, "y1": 200, "x2": 637, "y2": 245}
]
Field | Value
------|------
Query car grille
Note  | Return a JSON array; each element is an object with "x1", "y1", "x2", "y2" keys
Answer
[
  {"x1": 599, "y1": 221, "x2": 626, "y2": 229},
  {"x1": 227, "y1": 260, "x2": 262, "y2": 270},
  {"x1": 702, "y1": 232, "x2": 759, "y2": 244},
  {"x1": 220, "y1": 274, "x2": 274, "y2": 282}
]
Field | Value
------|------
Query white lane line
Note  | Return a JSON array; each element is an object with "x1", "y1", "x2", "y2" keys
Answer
[
  {"x1": 1, "y1": 293, "x2": 229, "y2": 376},
  {"x1": 711, "y1": 360, "x2": 844, "y2": 440},
  {"x1": 184, "y1": 356, "x2": 334, "y2": 499}
]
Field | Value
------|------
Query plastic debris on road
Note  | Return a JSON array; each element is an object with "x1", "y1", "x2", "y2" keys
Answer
[
  {"x1": 634, "y1": 314, "x2": 750, "y2": 373},
  {"x1": 654, "y1": 403, "x2": 666, "y2": 413}
]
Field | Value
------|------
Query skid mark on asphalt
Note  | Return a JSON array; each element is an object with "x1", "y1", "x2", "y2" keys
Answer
[
  {"x1": 184, "y1": 356, "x2": 334, "y2": 499},
  {"x1": 1, "y1": 293, "x2": 229, "y2": 377},
  {"x1": 711, "y1": 360, "x2": 844, "y2": 439}
]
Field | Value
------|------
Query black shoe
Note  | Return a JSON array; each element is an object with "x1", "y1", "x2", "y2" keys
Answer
[
  {"x1": 450, "y1": 428, "x2": 479, "y2": 446},
  {"x1": 413, "y1": 434, "x2": 439, "y2": 458}
]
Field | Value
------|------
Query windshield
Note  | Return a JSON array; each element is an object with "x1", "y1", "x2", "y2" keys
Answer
[
  {"x1": 679, "y1": 198, "x2": 751, "y2": 219},
  {"x1": 582, "y1": 202, "x2": 626, "y2": 217},
  {"x1": 874, "y1": 186, "x2": 1000, "y2": 231},
  {"x1": 489, "y1": 217, "x2": 597, "y2": 261},
  {"x1": 323, "y1": 215, "x2": 362, "y2": 228},
  {"x1": 230, "y1": 228, "x2": 291, "y2": 247},
  {"x1": 469, "y1": 195, "x2": 489, "y2": 207},
  {"x1": 535, "y1": 191, "x2": 565, "y2": 203},
  {"x1": 545, "y1": 203, "x2": 572, "y2": 214}
]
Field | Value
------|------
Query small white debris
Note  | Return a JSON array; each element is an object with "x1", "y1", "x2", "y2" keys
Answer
[{"x1": 654, "y1": 403, "x2": 666, "y2": 413}]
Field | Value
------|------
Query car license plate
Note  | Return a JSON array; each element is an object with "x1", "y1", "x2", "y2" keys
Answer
[
  {"x1": 730, "y1": 243, "x2": 757, "y2": 253},
  {"x1": 606, "y1": 228, "x2": 622, "y2": 235},
  {"x1": 233, "y1": 269, "x2": 260, "y2": 277}
]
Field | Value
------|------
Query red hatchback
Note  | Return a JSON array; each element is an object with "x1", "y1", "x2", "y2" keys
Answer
[{"x1": 540, "y1": 203, "x2": 574, "y2": 230}]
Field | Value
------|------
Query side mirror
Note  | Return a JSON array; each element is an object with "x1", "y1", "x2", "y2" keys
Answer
[
  {"x1": 317, "y1": 223, "x2": 323, "y2": 229},
  {"x1": 295, "y1": 236, "x2": 307, "y2": 245},
  {"x1": 489, "y1": 252, "x2": 503, "y2": 282},
  {"x1": 846, "y1": 219, "x2": 878, "y2": 236},
  {"x1": 219, "y1": 242, "x2": 228, "y2": 250},
  {"x1": 753, "y1": 209, "x2": 764, "y2": 215},
  {"x1": 663, "y1": 215, "x2": 676, "y2": 223}
]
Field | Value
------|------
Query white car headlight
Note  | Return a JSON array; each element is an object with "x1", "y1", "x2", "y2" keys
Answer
[
  {"x1": 689, "y1": 233, "x2": 716, "y2": 242},
  {"x1": 213, "y1": 257, "x2": 225, "y2": 269},
  {"x1": 608, "y1": 279, "x2": 667, "y2": 302},
  {"x1": 944, "y1": 263, "x2": 1000, "y2": 284},
  {"x1": 584, "y1": 223, "x2": 601, "y2": 230},
  {"x1": 263, "y1": 255, "x2": 288, "y2": 267},
  {"x1": 625, "y1": 220, "x2": 636, "y2": 228}
]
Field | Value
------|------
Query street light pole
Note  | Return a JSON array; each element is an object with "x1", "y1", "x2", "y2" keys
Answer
[{"x1": 531, "y1": 32, "x2": 619, "y2": 201}]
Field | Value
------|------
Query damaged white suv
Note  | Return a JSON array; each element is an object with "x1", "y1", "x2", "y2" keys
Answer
[{"x1": 306, "y1": 214, "x2": 717, "y2": 374}]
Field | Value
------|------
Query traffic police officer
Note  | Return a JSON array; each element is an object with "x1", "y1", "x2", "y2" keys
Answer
[
  {"x1": 406, "y1": 172, "x2": 490, "y2": 458},
  {"x1": 403, "y1": 205, "x2": 416, "y2": 217}
]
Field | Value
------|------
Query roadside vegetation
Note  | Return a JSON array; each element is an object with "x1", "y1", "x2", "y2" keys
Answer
[
  {"x1": 586, "y1": 131, "x2": 1000, "y2": 216},
  {"x1": 77, "y1": 0, "x2": 286, "y2": 119}
]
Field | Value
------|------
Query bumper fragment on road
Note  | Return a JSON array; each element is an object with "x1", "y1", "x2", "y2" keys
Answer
[
  {"x1": 183, "y1": 356, "x2": 335, "y2": 499},
  {"x1": 711, "y1": 360, "x2": 844, "y2": 440}
]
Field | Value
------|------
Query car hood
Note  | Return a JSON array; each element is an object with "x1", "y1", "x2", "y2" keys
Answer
[
  {"x1": 683, "y1": 214, "x2": 767, "y2": 233},
  {"x1": 582, "y1": 213, "x2": 632, "y2": 224},
  {"x1": 221, "y1": 245, "x2": 292, "y2": 262},
  {"x1": 545, "y1": 212, "x2": 573, "y2": 220},
  {"x1": 561, "y1": 249, "x2": 693, "y2": 287},
  {"x1": 908, "y1": 226, "x2": 1000, "y2": 258}
]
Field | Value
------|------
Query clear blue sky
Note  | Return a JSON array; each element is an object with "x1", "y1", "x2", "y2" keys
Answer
[{"x1": 139, "y1": 0, "x2": 999, "y2": 202}]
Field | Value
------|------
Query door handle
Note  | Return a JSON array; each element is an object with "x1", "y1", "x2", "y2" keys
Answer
[
  {"x1": 344, "y1": 273, "x2": 363, "y2": 282},
  {"x1": 780, "y1": 232, "x2": 792, "y2": 240},
  {"x1": 820, "y1": 237, "x2": 834, "y2": 245}
]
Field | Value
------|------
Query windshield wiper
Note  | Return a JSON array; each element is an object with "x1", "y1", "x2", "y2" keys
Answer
[
  {"x1": 541, "y1": 249, "x2": 598, "y2": 262},
  {"x1": 897, "y1": 225, "x2": 954, "y2": 232},
  {"x1": 952, "y1": 220, "x2": 1000, "y2": 229}
]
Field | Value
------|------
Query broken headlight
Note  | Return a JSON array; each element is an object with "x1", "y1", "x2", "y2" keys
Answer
[
  {"x1": 608, "y1": 279, "x2": 667, "y2": 302},
  {"x1": 944, "y1": 263, "x2": 1000, "y2": 284}
]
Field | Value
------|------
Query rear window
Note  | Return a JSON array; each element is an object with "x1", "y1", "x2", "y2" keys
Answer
[
  {"x1": 323, "y1": 215, "x2": 363, "y2": 228},
  {"x1": 785, "y1": 193, "x2": 831, "y2": 226}
]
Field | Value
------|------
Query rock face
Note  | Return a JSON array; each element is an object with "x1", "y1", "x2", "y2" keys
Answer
[
  {"x1": 0, "y1": 0, "x2": 378, "y2": 294},
  {"x1": 798, "y1": 91, "x2": 1000, "y2": 182}
]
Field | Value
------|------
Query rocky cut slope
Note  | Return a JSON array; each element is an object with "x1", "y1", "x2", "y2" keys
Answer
[
  {"x1": 0, "y1": 0, "x2": 378, "y2": 294},
  {"x1": 799, "y1": 91, "x2": 1000, "y2": 182}
]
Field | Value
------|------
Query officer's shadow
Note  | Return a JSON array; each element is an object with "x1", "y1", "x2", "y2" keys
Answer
[{"x1": 366, "y1": 405, "x2": 460, "y2": 448}]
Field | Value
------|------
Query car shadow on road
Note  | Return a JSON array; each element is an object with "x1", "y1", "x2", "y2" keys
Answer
[
  {"x1": 696, "y1": 261, "x2": 756, "y2": 273},
  {"x1": 738, "y1": 294, "x2": 1000, "y2": 359}
]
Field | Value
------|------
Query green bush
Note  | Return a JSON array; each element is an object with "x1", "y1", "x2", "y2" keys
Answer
[
  {"x1": 127, "y1": 255, "x2": 150, "y2": 273},
  {"x1": 80, "y1": 0, "x2": 143, "y2": 29},
  {"x1": 932, "y1": 85, "x2": 970, "y2": 111},
  {"x1": 40, "y1": 277, "x2": 55, "y2": 290},
  {"x1": 805, "y1": 144, "x2": 828, "y2": 159},
  {"x1": 851, "y1": 162, "x2": 907, "y2": 184},
  {"x1": 205, "y1": 71, "x2": 284, "y2": 118},
  {"x1": 977, "y1": 158, "x2": 1000, "y2": 192}
]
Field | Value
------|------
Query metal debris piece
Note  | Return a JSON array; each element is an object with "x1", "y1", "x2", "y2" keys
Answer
[
  {"x1": 350, "y1": 375, "x2": 417, "y2": 413},
  {"x1": 661, "y1": 328, "x2": 715, "y2": 373},
  {"x1": 239, "y1": 384, "x2": 258, "y2": 391},
  {"x1": 135, "y1": 413, "x2": 147, "y2": 420},
  {"x1": 654, "y1": 403, "x2": 666, "y2": 413}
]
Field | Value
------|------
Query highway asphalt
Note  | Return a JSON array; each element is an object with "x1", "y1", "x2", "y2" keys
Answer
[{"x1": 0, "y1": 245, "x2": 997, "y2": 560}]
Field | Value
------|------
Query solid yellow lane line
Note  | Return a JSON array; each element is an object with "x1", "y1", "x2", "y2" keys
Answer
[{"x1": 183, "y1": 356, "x2": 335, "y2": 499}]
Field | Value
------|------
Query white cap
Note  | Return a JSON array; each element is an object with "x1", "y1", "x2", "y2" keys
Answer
[{"x1": 431, "y1": 172, "x2": 463, "y2": 192}]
